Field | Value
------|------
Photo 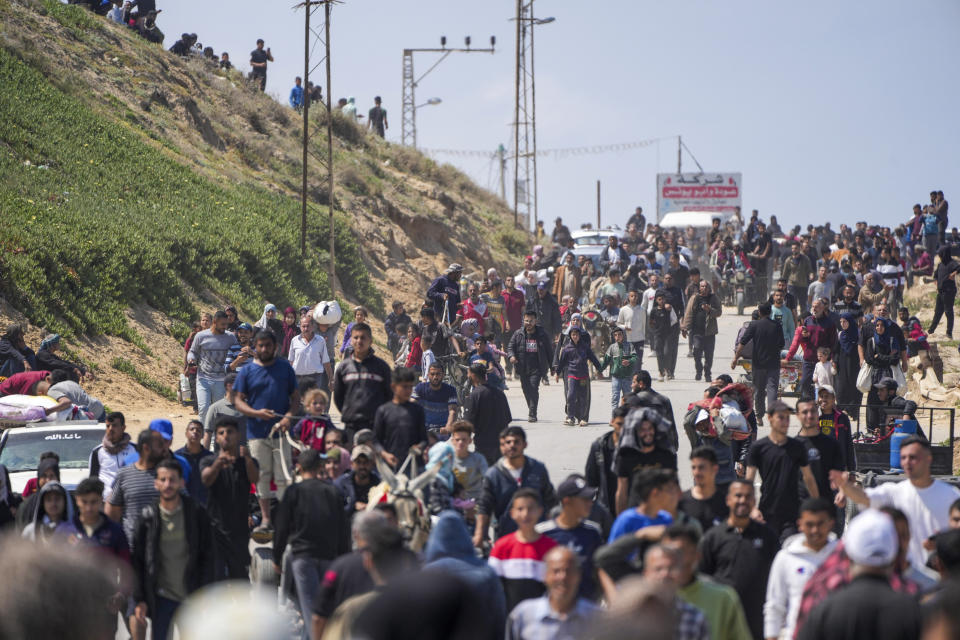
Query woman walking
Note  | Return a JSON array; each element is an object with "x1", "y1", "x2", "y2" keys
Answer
[
  {"x1": 556, "y1": 328, "x2": 601, "y2": 426},
  {"x1": 863, "y1": 317, "x2": 901, "y2": 433},
  {"x1": 834, "y1": 312, "x2": 862, "y2": 420}
]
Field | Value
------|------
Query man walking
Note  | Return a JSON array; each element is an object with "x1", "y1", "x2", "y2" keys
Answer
[
  {"x1": 288, "y1": 315, "x2": 334, "y2": 393},
  {"x1": 507, "y1": 310, "x2": 553, "y2": 422},
  {"x1": 333, "y1": 322, "x2": 392, "y2": 441},
  {"x1": 699, "y1": 479, "x2": 780, "y2": 639},
  {"x1": 732, "y1": 303, "x2": 784, "y2": 420},
  {"x1": 463, "y1": 363, "x2": 513, "y2": 464},
  {"x1": 682, "y1": 281, "x2": 722, "y2": 382},
  {"x1": 367, "y1": 96, "x2": 388, "y2": 138},
  {"x1": 200, "y1": 417, "x2": 259, "y2": 579},
  {"x1": 106, "y1": 429, "x2": 163, "y2": 547},
  {"x1": 233, "y1": 329, "x2": 300, "y2": 538},
  {"x1": 249, "y1": 38, "x2": 273, "y2": 92},
  {"x1": 187, "y1": 310, "x2": 237, "y2": 425},
  {"x1": 274, "y1": 449, "x2": 350, "y2": 639},
  {"x1": 617, "y1": 289, "x2": 646, "y2": 373},
  {"x1": 781, "y1": 242, "x2": 813, "y2": 317},
  {"x1": 131, "y1": 460, "x2": 214, "y2": 640}
]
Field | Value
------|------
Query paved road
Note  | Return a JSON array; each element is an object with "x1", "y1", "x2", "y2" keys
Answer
[{"x1": 515, "y1": 308, "x2": 753, "y2": 490}]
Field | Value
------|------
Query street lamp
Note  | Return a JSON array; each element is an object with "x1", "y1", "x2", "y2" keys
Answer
[{"x1": 416, "y1": 97, "x2": 442, "y2": 109}]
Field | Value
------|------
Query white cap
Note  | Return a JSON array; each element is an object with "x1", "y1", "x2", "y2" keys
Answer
[{"x1": 843, "y1": 509, "x2": 898, "y2": 568}]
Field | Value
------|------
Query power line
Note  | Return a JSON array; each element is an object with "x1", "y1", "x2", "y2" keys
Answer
[{"x1": 422, "y1": 135, "x2": 668, "y2": 159}]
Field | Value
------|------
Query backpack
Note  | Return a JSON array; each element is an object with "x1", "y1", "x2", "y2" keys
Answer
[{"x1": 924, "y1": 214, "x2": 940, "y2": 235}]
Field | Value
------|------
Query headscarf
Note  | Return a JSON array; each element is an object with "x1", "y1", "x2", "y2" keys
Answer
[
  {"x1": 38, "y1": 334, "x2": 60, "y2": 352},
  {"x1": 838, "y1": 312, "x2": 859, "y2": 355},
  {"x1": 427, "y1": 441, "x2": 455, "y2": 492},
  {"x1": 873, "y1": 317, "x2": 893, "y2": 351},
  {"x1": 254, "y1": 303, "x2": 278, "y2": 329}
]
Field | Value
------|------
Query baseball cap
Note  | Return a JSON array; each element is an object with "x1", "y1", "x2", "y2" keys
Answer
[
  {"x1": 843, "y1": 509, "x2": 897, "y2": 567},
  {"x1": 537, "y1": 282, "x2": 548, "y2": 290},
  {"x1": 238, "y1": 322, "x2": 253, "y2": 331},
  {"x1": 149, "y1": 418, "x2": 173, "y2": 441},
  {"x1": 873, "y1": 377, "x2": 898, "y2": 391},
  {"x1": 351, "y1": 445, "x2": 374, "y2": 461},
  {"x1": 557, "y1": 474, "x2": 597, "y2": 501},
  {"x1": 353, "y1": 428, "x2": 374, "y2": 447},
  {"x1": 817, "y1": 384, "x2": 835, "y2": 397}
]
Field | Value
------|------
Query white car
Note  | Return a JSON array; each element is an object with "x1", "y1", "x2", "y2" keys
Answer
[{"x1": 0, "y1": 423, "x2": 105, "y2": 494}]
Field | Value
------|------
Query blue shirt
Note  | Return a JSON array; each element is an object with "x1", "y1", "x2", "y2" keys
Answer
[
  {"x1": 506, "y1": 596, "x2": 597, "y2": 640},
  {"x1": 535, "y1": 518, "x2": 603, "y2": 599},
  {"x1": 233, "y1": 359, "x2": 298, "y2": 440},
  {"x1": 289, "y1": 84, "x2": 304, "y2": 108},
  {"x1": 608, "y1": 509, "x2": 673, "y2": 543},
  {"x1": 412, "y1": 381, "x2": 458, "y2": 428}
]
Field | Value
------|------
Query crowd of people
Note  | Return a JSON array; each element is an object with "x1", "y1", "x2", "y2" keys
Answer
[{"x1": 3, "y1": 175, "x2": 960, "y2": 640}]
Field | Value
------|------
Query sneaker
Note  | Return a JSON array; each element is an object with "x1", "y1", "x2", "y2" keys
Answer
[
  {"x1": 563, "y1": 418, "x2": 574, "y2": 426},
  {"x1": 695, "y1": 373, "x2": 702, "y2": 381},
  {"x1": 667, "y1": 373, "x2": 675, "y2": 380},
  {"x1": 658, "y1": 374, "x2": 665, "y2": 382},
  {"x1": 578, "y1": 420, "x2": 588, "y2": 426},
  {"x1": 528, "y1": 415, "x2": 537, "y2": 423}
]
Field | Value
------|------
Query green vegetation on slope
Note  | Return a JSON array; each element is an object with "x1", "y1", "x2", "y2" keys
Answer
[{"x1": 0, "y1": 45, "x2": 378, "y2": 339}]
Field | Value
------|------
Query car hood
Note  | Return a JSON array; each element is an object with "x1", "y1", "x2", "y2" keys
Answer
[{"x1": 9, "y1": 468, "x2": 89, "y2": 495}]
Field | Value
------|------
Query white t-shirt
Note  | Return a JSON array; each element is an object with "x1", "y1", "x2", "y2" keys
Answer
[{"x1": 867, "y1": 478, "x2": 960, "y2": 567}]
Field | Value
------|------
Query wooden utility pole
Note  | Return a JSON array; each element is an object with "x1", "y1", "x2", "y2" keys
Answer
[
  {"x1": 325, "y1": 0, "x2": 335, "y2": 295},
  {"x1": 300, "y1": 3, "x2": 310, "y2": 257}
]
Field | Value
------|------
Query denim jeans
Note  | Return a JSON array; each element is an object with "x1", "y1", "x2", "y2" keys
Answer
[
  {"x1": 290, "y1": 555, "x2": 329, "y2": 640},
  {"x1": 610, "y1": 377, "x2": 631, "y2": 413},
  {"x1": 196, "y1": 376, "x2": 226, "y2": 424}
]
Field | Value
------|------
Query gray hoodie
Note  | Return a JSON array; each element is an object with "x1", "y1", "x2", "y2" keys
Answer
[{"x1": 21, "y1": 481, "x2": 74, "y2": 542}]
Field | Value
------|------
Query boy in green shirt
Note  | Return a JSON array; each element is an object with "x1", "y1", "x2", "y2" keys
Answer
[{"x1": 599, "y1": 327, "x2": 637, "y2": 414}]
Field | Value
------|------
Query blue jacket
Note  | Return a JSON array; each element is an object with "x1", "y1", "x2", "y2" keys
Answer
[
  {"x1": 289, "y1": 85, "x2": 304, "y2": 108},
  {"x1": 477, "y1": 456, "x2": 557, "y2": 539},
  {"x1": 424, "y1": 511, "x2": 506, "y2": 637},
  {"x1": 333, "y1": 469, "x2": 381, "y2": 516}
]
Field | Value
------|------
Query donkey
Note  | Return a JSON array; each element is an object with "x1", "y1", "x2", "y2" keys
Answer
[{"x1": 367, "y1": 452, "x2": 439, "y2": 551}]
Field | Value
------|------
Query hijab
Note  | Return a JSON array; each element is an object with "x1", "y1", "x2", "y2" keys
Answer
[
  {"x1": 254, "y1": 303, "x2": 278, "y2": 329},
  {"x1": 838, "y1": 312, "x2": 859, "y2": 355},
  {"x1": 873, "y1": 317, "x2": 893, "y2": 351}
]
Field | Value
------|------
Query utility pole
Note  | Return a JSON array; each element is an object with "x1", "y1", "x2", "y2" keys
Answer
[
  {"x1": 498, "y1": 143, "x2": 506, "y2": 201},
  {"x1": 596, "y1": 179, "x2": 601, "y2": 229},
  {"x1": 513, "y1": 1, "x2": 554, "y2": 232},
  {"x1": 677, "y1": 134, "x2": 682, "y2": 174},
  {"x1": 296, "y1": 0, "x2": 337, "y2": 296},
  {"x1": 401, "y1": 36, "x2": 495, "y2": 148}
]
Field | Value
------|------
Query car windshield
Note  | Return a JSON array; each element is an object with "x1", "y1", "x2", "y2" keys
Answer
[
  {"x1": 573, "y1": 234, "x2": 608, "y2": 246},
  {"x1": 0, "y1": 428, "x2": 104, "y2": 472}
]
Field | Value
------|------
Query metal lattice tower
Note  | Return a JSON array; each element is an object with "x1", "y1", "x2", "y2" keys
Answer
[
  {"x1": 401, "y1": 38, "x2": 495, "y2": 149},
  {"x1": 296, "y1": 0, "x2": 337, "y2": 294},
  {"x1": 513, "y1": 0, "x2": 541, "y2": 231}
]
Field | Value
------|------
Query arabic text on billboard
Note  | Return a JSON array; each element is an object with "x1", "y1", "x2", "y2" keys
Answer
[{"x1": 657, "y1": 173, "x2": 742, "y2": 219}]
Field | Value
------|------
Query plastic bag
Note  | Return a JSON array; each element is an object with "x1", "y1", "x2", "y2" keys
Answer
[
  {"x1": 891, "y1": 365, "x2": 907, "y2": 397},
  {"x1": 856, "y1": 363, "x2": 874, "y2": 393}
]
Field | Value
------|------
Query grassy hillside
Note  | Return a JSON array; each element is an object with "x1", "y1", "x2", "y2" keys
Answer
[{"x1": 0, "y1": 0, "x2": 527, "y2": 347}]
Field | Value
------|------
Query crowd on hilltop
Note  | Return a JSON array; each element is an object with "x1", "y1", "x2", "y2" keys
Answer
[{"x1": 2, "y1": 156, "x2": 960, "y2": 639}]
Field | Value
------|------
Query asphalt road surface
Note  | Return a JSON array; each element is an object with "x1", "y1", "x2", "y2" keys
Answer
[{"x1": 517, "y1": 308, "x2": 754, "y2": 490}]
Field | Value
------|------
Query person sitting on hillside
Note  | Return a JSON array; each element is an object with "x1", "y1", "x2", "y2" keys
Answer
[
  {"x1": 35, "y1": 335, "x2": 88, "y2": 383},
  {"x1": 169, "y1": 33, "x2": 196, "y2": 57},
  {"x1": 219, "y1": 52, "x2": 232, "y2": 70},
  {"x1": 0, "y1": 325, "x2": 36, "y2": 378}
]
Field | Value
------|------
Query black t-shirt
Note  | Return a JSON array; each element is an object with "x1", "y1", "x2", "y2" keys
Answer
[
  {"x1": 312, "y1": 550, "x2": 374, "y2": 617},
  {"x1": 738, "y1": 317, "x2": 785, "y2": 367},
  {"x1": 199, "y1": 454, "x2": 254, "y2": 551},
  {"x1": 615, "y1": 447, "x2": 678, "y2": 478},
  {"x1": 250, "y1": 48, "x2": 268, "y2": 74},
  {"x1": 796, "y1": 432, "x2": 843, "y2": 500},
  {"x1": 373, "y1": 401, "x2": 427, "y2": 467},
  {"x1": 746, "y1": 437, "x2": 809, "y2": 522},
  {"x1": 753, "y1": 232, "x2": 772, "y2": 267},
  {"x1": 350, "y1": 475, "x2": 374, "y2": 504},
  {"x1": 679, "y1": 488, "x2": 729, "y2": 531},
  {"x1": 368, "y1": 106, "x2": 386, "y2": 131}
]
